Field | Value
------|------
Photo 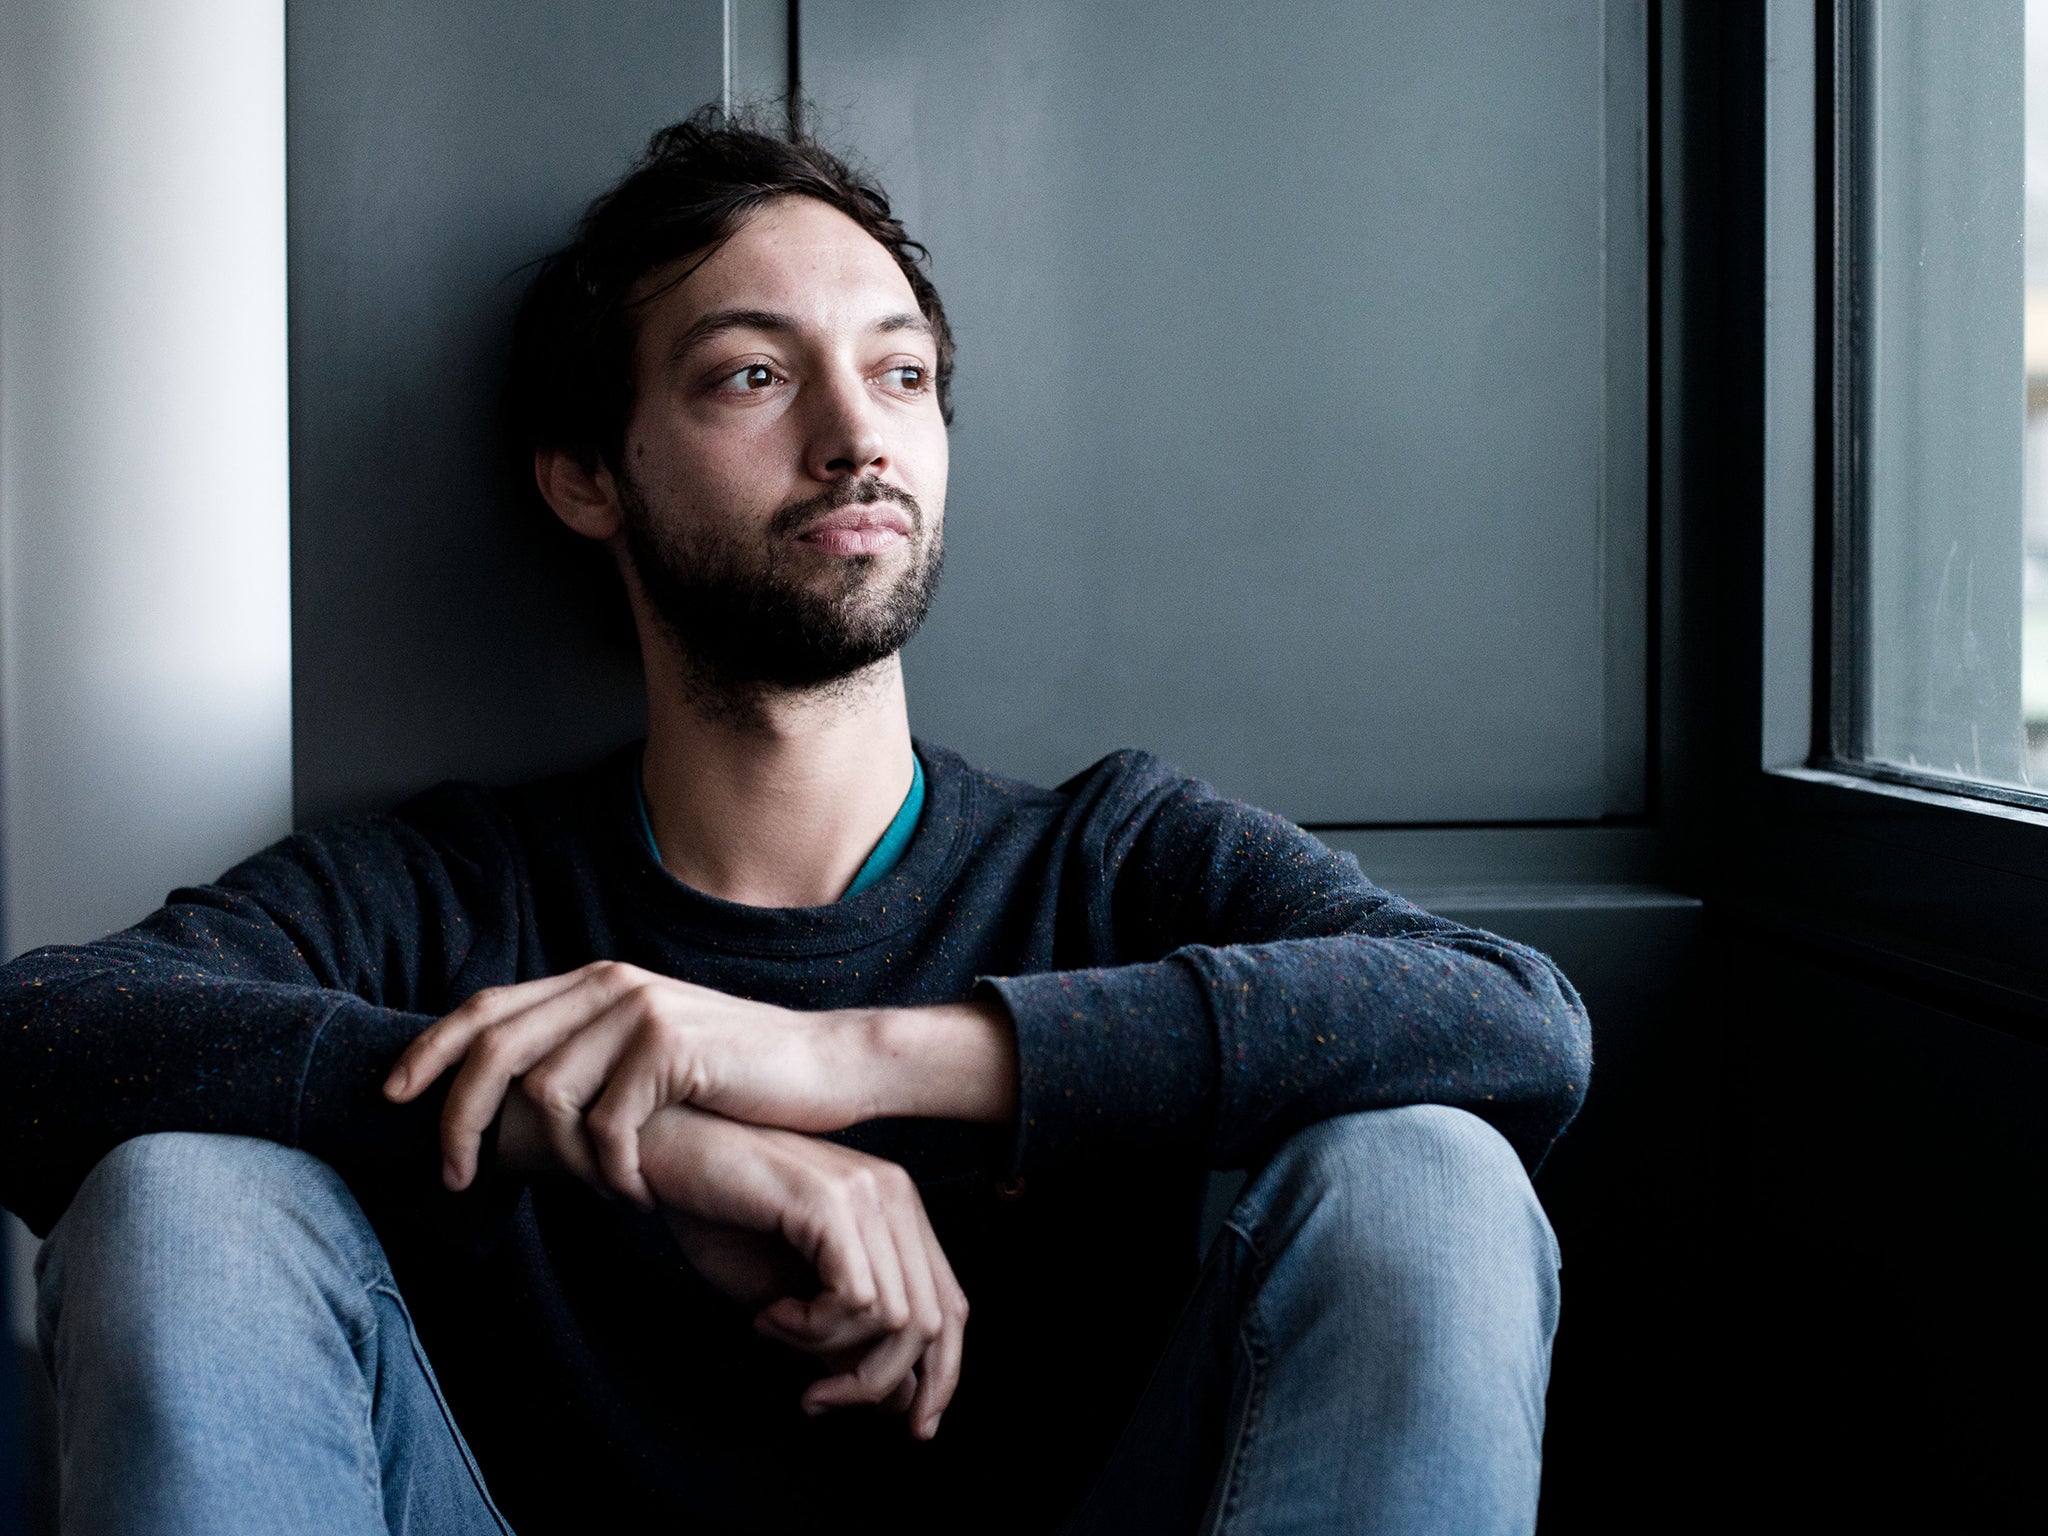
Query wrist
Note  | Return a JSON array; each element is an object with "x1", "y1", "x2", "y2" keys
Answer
[{"x1": 856, "y1": 999, "x2": 1018, "y2": 1124}]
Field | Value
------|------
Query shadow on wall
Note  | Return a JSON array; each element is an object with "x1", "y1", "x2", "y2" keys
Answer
[{"x1": 283, "y1": 0, "x2": 731, "y2": 826}]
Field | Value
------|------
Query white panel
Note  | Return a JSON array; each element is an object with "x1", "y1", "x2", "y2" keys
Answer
[
  {"x1": 0, "y1": 0, "x2": 293, "y2": 956},
  {"x1": 0, "y1": 0, "x2": 293, "y2": 1345}
]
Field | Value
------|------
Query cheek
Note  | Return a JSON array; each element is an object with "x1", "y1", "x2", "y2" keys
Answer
[
  {"x1": 910, "y1": 419, "x2": 950, "y2": 503},
  {"x1": 632, "y1": 417, "x2": 775, "y2": 516}
]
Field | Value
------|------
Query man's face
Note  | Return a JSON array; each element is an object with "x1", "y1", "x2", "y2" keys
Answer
[{"x1": 611, "y1": 195, "x2": 950, "y2": 695}]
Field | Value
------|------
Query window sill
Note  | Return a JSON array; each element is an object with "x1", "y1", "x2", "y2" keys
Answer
[
  {"x1": 1721, "y1": 765, "x2": 2048, "y2": 1025},
  {"x1": 1761, "y1": 764, "x2": 2048, "y2": 871}
]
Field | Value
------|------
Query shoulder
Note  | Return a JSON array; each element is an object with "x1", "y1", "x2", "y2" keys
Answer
[
  {"x1": 1054, "y1": 747, "x2": 1267, "y2": 836},
  {"x1": 919, "y1": 740, "x2": 1252, "y2": 872},
  {"x1": 917, "y1": 741, "x2": 1195, "y2": 825},
  {"x1": 1045, "y1": 749, "x2": 1354, "y2": 891}
]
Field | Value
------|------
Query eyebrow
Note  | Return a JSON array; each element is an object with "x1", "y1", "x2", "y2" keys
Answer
[{"x1": 669, "y1": 307, "x2": 934, "y2": 364}]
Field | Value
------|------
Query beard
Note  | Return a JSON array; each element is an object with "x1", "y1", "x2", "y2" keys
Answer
[{"x1": 616, "y1": 469, "x2": 945, "y2": 704}]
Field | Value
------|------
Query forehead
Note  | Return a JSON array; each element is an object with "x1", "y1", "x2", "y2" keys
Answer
[{"x1": 637, "y1": 195, "x2": 922, "y2": 341}]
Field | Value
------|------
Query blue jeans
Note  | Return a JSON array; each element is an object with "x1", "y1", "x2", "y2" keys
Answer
[{"x1": 35, "y1": 1107, "x2": 1559, "y2": 1535}]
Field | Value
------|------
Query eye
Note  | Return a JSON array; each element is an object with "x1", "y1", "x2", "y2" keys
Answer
[
  {"x1": 713, "y1": 362, "x2": 781, "y2": 393},
  {"x1": 881, "y1": 364, "x2": 930, "y2": 393}
]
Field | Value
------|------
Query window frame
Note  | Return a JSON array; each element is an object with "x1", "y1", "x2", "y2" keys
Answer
[
  {"x1": 1686, "y1": 0, "x2": 2048, "y2": 1028},
  {"x1": 1810, "y1": 0, "x2": 2048, "y2": 817}
]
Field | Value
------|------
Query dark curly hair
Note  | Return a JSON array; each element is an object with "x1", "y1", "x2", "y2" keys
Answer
[{"x1": 507, "y1": 103, "x2": 955, "y2": 479}]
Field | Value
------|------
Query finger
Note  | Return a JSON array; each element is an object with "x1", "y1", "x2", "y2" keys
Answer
[
  {"x1": 436, "y1": 967, "x2": 645, "y2": 1187},
  {"x1": 779, "y1": 1174, "x2": 906, "y2": 1408},
  {"x1": 885, "y1": 1188, "x2": 946, "y2": 1420},
  {"x1": 785, "y1": 1177, "x2": 879, "y2": 1316},
  {"x1": 910, "y1": 1326, "x2": 959, "y2": 1440},
  {"x1": 875, "y1": 1179, "x2": 950, "y2": 1433},
  {"x1": 518, "y1": 1008, "x2": 643, "y2": 1193},
  {"x1": 843, "y1": 1173, "x2": 911, "y2": 1343},
  {"x1": 529, "y1": 1078, "x2": 605, "y2": 1189},
  {"x1": 907, "y1": 1205, "x2": 966, "y2": 1438},
  {"x1": 801, "y1": 1182, "x2": 927, "y2": 1414},
  {"x1": 385, "y1": 969, "x2": 590, "y2": 1100},
  {"x1": 884, "y1": 1371, "x2": 918, "y2": 1416},
  {"x1": 584, "y1": 1014, "x2": 696, "y2": 1204},
  {"x1": 803, "y1": 1323, "x2": 926, "y2": 1415},
  {"x1": 754, "y1": 1292, "x2": 892, "y2": 1356}
]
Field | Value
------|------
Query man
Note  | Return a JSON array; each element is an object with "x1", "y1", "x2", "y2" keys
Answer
[{"x1": 0, "y1": 108, "x2": 1588, "y2": 1535}]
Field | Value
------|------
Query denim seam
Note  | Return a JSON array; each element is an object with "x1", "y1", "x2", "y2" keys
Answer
[
  {"x1": 1207, "y1": 1230, "x2": 1275, "y2": 1536},
  {"x1": 371, "y1": 1281, "x2": 517, "y2": 1534},
  {"x1": 354, "y1": 1367, "x2": 386, "y2": 1510}
]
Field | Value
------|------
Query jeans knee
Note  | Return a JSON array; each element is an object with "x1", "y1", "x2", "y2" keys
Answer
[
  {"x1": 1240, "y1": 1106, "x2": 1560, "y2": 1326},
  {"x1": 38, "y1": 1133, "x2": 378, "y2": 1346}
]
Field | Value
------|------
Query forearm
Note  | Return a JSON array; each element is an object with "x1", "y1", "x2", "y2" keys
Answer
[{"x1": 482, "y1": 994, "x2": 1018, "y2": 1193}]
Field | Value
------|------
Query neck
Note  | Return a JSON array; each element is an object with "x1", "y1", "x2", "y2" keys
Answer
[{"x1": 638, "y1": 639, "x2": 917, "y2": 908}]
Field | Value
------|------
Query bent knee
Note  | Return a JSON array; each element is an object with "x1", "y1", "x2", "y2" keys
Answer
[
  {"x1": 1268, "y1": 1103, "x2": 1533, "y2": 1204},
  {"x1": 1243, "y1": 1107, "x2": 1559, "y2": 1297},
  {"x1": 60, "y1": 1132, "x2": 347, "y2": 1234},
  {"x1": 40, "y1": 1134, "x2": 376, "y2": 1324}
]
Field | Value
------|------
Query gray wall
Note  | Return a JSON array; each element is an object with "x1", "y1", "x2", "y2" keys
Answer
[
  {"x1": 806, "y1": 0, "x2": 1647, "y2": 823},
  {"x1": 287, "y1": 0, "x2": 738, "y2": 823},
  {"x1": 287, "y1": 0, "x2": 1649, "y2": 829}
]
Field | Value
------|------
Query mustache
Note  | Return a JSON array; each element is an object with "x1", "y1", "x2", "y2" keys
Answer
[{"x1": 768, "y1": 476, "x2": 923, "y2": 540}]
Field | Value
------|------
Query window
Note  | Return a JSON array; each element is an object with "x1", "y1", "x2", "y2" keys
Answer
[{"x1": 1832, "y1": 0, "x2": 2048, "y2": 799}]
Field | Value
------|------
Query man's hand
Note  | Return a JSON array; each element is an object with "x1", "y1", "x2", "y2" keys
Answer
[
  {"x1": 384, "y1": 961, "x2": 1014, "y2": 1205},
  {"x1": 636, "y1": 1104, "x2": 968, "y2": 1440}
]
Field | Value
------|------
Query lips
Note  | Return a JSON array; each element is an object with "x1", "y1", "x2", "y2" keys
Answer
[{"x1": 794, "y1": 505, "x2": 914, "y2": 556}]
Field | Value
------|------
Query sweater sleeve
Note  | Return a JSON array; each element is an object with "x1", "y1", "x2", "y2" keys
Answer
[
  {"x1": 981, "y1": 760, "x2": 1592, "y2": 1176},
  {"x1": 0, "y1": 786, "x2": 520, "y2": 1235}
]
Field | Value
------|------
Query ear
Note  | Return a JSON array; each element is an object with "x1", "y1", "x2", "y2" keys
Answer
[{"x1": 534, "y1": 446, "x2": 624, "y2": 540}]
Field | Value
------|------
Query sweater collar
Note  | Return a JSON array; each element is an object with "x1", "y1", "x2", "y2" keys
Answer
[{"x1": 599, "y1": 739, "x2": 977, "y2": 956}]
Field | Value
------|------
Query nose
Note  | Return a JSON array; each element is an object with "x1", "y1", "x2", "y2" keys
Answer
[{"x1": 802, "y1": 365, "x2": 891, "y2": 484}]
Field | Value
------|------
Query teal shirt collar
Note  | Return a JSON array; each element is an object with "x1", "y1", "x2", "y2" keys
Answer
[{"x1": 635, "y1": 749, "x2": 926, "y2": 900}]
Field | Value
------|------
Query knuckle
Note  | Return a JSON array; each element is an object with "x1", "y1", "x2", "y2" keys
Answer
[
  {"x1": 521, "y1": 1072, "x2": 573, "y2": 1116},
  {"x1": 879, "y1": 1163, "x2": 916, "y2": 1200},
  {"x1": 472, "y1": 1029, "x2": 516, "y2": 1070},
  {"x1": 646, "y1": 1008, "x2": 684, "y2": 1047},
  {"x1": 838, "y1": 1273, "x2": 880, "y2": 1312}
]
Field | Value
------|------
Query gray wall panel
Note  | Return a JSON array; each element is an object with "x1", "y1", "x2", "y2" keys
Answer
[
  {"x1": 805, "y1": 0, "x2": 1633, "y2": 823},
  {"x1": 286, "y1": 2, "x2": 730, "y2": 823}
]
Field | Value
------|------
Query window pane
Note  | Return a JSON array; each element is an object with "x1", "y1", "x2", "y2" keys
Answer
[{"x1": 1851, "y1": 0, "x2": 2033, "y2": 789}]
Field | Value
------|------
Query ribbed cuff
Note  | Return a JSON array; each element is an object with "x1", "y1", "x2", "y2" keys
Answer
[
  {"x1": 295, "y1": 994, "x2": 444, "y2": 1182},
  {"x1": 978, "y1": 954, "x2": 1219, "y2": 1176}
]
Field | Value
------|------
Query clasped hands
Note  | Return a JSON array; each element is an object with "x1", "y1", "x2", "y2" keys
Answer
[{"x1": 383, "y1": 960, "x2": 1015, "y2": 1441}]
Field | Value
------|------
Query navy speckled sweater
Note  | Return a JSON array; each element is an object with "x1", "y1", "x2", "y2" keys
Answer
[{"x1": 0, "y1": 743, "x2": 1589, "y2": 1532}]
